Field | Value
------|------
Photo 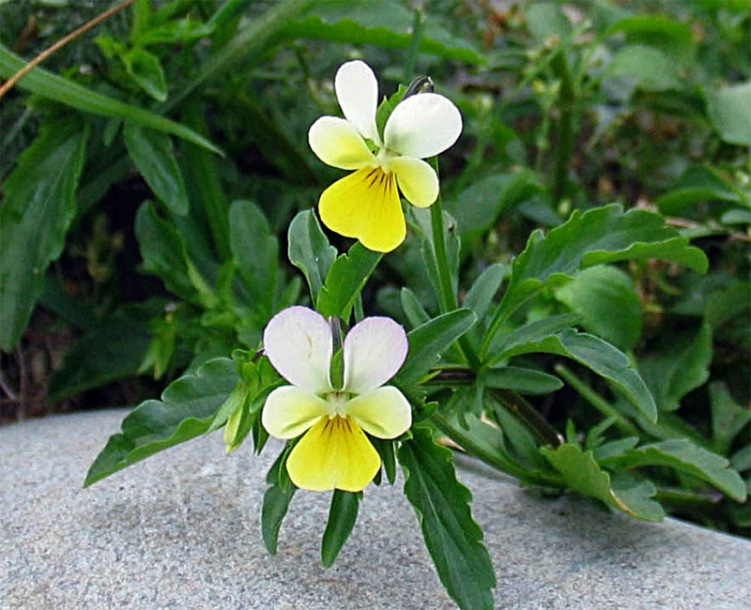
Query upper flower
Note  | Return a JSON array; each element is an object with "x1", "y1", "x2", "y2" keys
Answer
[
  {"x1": 261, "y1": 306, "x2": 412, "y2": 492},
  {"x1": 308, "y1": 60, "x2": 462, "y2": 253}
]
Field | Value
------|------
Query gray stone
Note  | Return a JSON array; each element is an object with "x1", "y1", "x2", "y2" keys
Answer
[{"x1": 1, "y1": 409, "x2": 749, "y2": 610}]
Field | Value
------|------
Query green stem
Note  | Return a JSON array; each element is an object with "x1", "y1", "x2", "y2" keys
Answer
[
  {"x1": 429, "y1": 190, "x2": 481, "y2": 369},
  {"x1": 551, "y1": 49, "x2": 575, "y2": 206},
  {"x1": 491, "y1": 388, "x2": 563, "y2": 447},
  {"x1": 429, "y1": 193, "x2": 457, "y2": 313},
  {"x1": 554, "y1": 363, "x2": 640, "y2": 437}
]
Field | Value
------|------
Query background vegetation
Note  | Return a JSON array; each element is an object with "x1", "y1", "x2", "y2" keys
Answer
[{"x1": 1, "y1": 0, "x2": 749, "y2": 550}]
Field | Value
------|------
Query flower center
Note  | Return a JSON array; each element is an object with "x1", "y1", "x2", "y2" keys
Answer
[{"x1": 324, "y1": 391, "x2": 353, "y2": 418}]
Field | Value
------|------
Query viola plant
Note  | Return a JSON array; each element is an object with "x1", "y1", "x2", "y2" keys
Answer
[
  {"x1": 309, "y1": 60, "x2": 462, "y2": 252},
  {"x1": 79, "y1": 53, "x2": 749, "y2": 610}
]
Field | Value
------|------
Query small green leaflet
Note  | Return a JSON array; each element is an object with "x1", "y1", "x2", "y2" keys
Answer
[
  {"x1": 398, "y1": 427, "x2": 496, "y2": 610},
  {"x1": 598, "y1": 439, "x2": 747, "y2": 502},
  {"x1": 287, "y1": 210, "x2": 337, "y2": 302},
  {"x1": 84, "y1": 358, "x2": 238, "y2": 487},
  {"x1": 541, "y1": 443, "x2": 665, "y2": 521},
  {"x1": 317, "y1": 243, "x2": 382, "y2": 321},
  {"x1": 321, "y1": 490, "x2": 361, "y2": 567}
]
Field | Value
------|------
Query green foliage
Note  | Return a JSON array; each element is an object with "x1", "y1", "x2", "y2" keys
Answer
[
  {"x1": 317, "y1": 244, "x2": 382, "y2": 320},
  {"x1": 398, "y1": 427, "x2": 496, "y2": 610},
  {"x1": 0, "y1": 118, "x2": 88, "y2": 350}
]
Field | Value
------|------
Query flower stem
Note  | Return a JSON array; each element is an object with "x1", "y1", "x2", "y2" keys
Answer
[
  {"x1": 429, "y1": 188, "x2": 481, "y2": 370},
  {"x1": 491, "y1": 388, "x2": 564, "y2": 447}
]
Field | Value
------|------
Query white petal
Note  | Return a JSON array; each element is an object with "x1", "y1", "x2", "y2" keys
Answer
[
  {"x1": 345, "y1": 386, "x2": 412, "y2": 439},
  {"x1": 342, "y1": 317, "x2": 408, "y2": 394},
  {"x1": 384, "y1": 93, "x2": 462, "y2": 158},
  {"x1": 389, "y1": 156, "x2": 439, "y2": 207},
  {"x1": 262, "y1": 386, "x2": 330, "y2": 439},
  {"x1": 308, "y1": 116, "x2": 374, "y2": 170},
  {"x1": 263, "y1": 306, "x2": 333, "y2": 393},
  {"x1": 335, "y1": 60, "x2": 380, "y2": 143}
]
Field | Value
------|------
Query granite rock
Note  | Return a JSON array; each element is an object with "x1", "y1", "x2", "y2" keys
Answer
[{"x1": 1, "y1": 410, "x2": 749, "y2": 610}]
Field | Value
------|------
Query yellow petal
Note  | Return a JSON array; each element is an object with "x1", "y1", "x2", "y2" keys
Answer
[
  {"x1": 286, "y1": 416, "x2": 381, "y2": 492},
  {"x1": 308, "y1": 116, "x2": 374, "y2": 170},
  {"x1": 262, "y1": 386, "x2": 330, "y2": 439},
  {"x1": 319, "y1": 167, "x2": 405, "y2": 253},
  {"x1": 345, "y1": 386, "x2": 412, "y2": 439},
  {"x1": 389, "y1": 156, "x2": 439, "y2": 208}
]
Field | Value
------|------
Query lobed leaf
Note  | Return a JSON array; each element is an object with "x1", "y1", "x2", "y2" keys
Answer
[
  {"x1": 599, "y1": 439, "x2": 747, "y2": 502},
  {"x1": 501, "y1": 329, "x2": 657, "y2": 422},
  {"x1": 541, "y1": 443, "x2": 665, "y2": 521},
  {"x1": 398, "y1": 427, "x2": 496, "y2": 610},
  {"x1": 84, "y1": 358, "x2": 238, "y2": 487},
  {"x1": 488, "y1": 204, "x2": 707, "y2": 341}
]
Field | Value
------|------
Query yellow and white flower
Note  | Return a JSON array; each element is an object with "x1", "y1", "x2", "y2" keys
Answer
[
  {"x1": 261, "y1": 306, "x2": 412, "y2": 492},
  {"x1": 308, "y1": 60, "x2": 463, "y2": 253}
]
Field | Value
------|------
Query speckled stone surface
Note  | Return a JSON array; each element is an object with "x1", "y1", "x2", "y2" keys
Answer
[{"x1": 1, "y1": 409, "x2": 749, "y2": 610}]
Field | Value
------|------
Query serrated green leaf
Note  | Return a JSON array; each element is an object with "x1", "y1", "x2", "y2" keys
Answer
[
  {"x1": 321, "y1": 490, "x2": 360, "y2": 568},
  {"x1": 639, "y1": 323, "x2": 712, "y2": 412},
  {"x1": 288, "y1": 211, "x2": 337, "y2": 302},
  {"x1": 280, "y1": 0, "x2": 483, "y2": 65},
  {"x1": 398, "y1": 427, "x2": 495, "y2": 610},
  {"x1": 502, "y1": 329, "x2": 657, "y2": 422},
  {"x1": 0, "y1": 118, "x2": 87, "y2": 351},
  {"x1": 229, "y1": 200, "x2": 279, "y2": 315},
  {"x1": 0, "y1": 44, "x2": 221, "y2": 154},
  {"x1": 48, "y1": 302, "x2": 162, "y2": 402},
  {"x1": 396, "y1": 309, "x2": 477, "y2": 386},
  {"x1": 554, "y1": 265, "x2": 642, "y2": 351},
  {"x1": 541, "y1": 443, "x2": 665, "y2": 521},
  {"x1": 317, "y1": 243, "x2": 381, "y2": 320},
  {"x1": 124, "y1": 124, "x2": 189, "y2": 215},
  {"x1": 599, "y1": 439, "x2": 747, "y2": 502},
  {"x1": 84, "y1": 358, "x2": 238, "y2": 486},
  {"x1": 487, "y1": 205, "x2": 707, "y2": 346}
]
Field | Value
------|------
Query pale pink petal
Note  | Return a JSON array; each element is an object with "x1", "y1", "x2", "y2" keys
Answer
[
  {"x1": 263, "y1": 306, "x2": 333, "y2": 393},
  {"x1": 342, "y1": 317, "x2": 408, "y2": 394}
]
